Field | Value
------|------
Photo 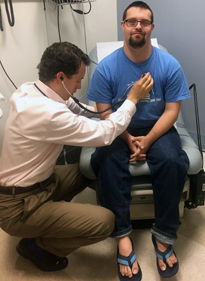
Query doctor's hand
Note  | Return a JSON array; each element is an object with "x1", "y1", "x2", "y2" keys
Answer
[{"x1": 127, "y1": 73, "x2": 153, "y2": 105}]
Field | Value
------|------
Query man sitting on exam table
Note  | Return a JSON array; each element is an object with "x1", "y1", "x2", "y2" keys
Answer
[
  {"x1": 87, "y1": 1, "x2": 190, "y2": 280},
  {"x1": 0, "y1": 42, "x2": 153, "y2": 273}
]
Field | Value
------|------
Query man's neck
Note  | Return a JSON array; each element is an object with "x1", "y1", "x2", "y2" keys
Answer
[{"x1": 123, "y1": 42, "x2": 152, "y2": 63}]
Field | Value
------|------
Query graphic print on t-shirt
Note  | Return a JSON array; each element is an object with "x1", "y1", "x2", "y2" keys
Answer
[{"x1": 119, "y1": 81, "x2": 160, "y2": 103}]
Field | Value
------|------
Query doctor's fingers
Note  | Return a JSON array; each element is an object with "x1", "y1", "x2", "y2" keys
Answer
[
  {"x1": 141, "y1": 73, "x2": 154, "y2": 90},
  {"x1": 145, "y1": 76, "x2": 154, "y2": 91}
]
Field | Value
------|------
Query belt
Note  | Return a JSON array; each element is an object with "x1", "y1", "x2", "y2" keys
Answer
[{"x1": 0, "y1": 176, "x2": 53, "y2": 196}]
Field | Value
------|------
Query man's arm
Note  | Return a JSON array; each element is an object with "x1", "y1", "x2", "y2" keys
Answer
[
  {"x1": 131, "y1": 101, "x2": 181, "y2": 161},
  {"x1": 96, "y1": 102, "x2": 144, "y2": 159}
]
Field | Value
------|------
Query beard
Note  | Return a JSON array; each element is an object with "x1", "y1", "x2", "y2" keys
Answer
[{"x1": 129, "y1": 34, "x2": 146, "y2": 49}]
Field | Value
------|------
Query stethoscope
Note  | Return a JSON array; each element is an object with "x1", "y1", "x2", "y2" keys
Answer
[
  {"x1": 34, "y1": 79, "x2": 125, "y2": 115},
  {"x1": 0, "y1": 0, "x2": 15, "y2": 31}
]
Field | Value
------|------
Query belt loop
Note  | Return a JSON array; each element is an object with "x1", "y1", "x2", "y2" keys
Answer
[{"x1": 12, "y1": 187, "x2": 15, "y2": 198}]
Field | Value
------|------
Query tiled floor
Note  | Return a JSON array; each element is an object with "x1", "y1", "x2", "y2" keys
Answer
[{"x1": 1, "y1": 167, "x2": 205, "y2": 280}]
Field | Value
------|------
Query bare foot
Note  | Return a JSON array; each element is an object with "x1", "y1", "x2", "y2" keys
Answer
[
  {"x1": 116, "y1": 236, "x2": 139, "y2": 278},
  {"x1": 155, "y1": 239, "x2": 178, "y2": 271}
]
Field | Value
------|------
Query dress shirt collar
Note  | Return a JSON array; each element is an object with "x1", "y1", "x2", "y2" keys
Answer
[{"x1": 35, "y1": 79, "x2": 67, "y2": 105}]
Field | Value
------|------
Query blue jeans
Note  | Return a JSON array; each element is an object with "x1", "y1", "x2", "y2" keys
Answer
[{"x1": 91, "y1": 126, "x2": 189, "y2": 245}]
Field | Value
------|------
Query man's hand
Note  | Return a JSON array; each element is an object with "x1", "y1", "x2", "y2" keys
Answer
[
  {"x1": 125, "y1": 134, "x2": 146, "y2": 162},
  {"x1": 129, "y1": 145, "x2": 146, "y2": 162},
  {"x1": 129, "y1": 135, "x2": 152, "y2": 162},
  {"x1": 130, "y1": 101, "x2": 182, "y2": 161},
  {"x1": 133, "y1": 136, "x2": 151, "y2": 153}
]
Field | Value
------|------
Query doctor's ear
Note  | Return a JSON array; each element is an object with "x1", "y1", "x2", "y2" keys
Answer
[{"x1": 57, "y1": 72, "x2": 65, "y2": 82}]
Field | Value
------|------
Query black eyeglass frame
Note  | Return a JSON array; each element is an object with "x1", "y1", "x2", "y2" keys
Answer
[{"x1": 124, "y1": 18, "x2": 153, "y2": 28}]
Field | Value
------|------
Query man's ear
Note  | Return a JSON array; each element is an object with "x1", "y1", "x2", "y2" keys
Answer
[
  {"x1": 151, "y1": 23, "x2": 155, "y2": 32},
  {"x1": 56, "y1": 72, "x2": 64, "y2": 83},
  {"x1": 121, "y1": 20, "x2": 125, "y2": 32}
]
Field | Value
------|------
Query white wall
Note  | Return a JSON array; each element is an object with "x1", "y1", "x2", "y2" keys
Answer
[{"x1": 0, "y1": 0, "x2": 117, "y2": 153}]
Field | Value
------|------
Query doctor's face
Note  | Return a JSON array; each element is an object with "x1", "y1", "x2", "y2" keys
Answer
[
  {"x1": 62, "y1": 62, "x2": 86, "y2": 99},
  {"x1": 121, "y1": 7, "x2": 154, "y2": 49}
]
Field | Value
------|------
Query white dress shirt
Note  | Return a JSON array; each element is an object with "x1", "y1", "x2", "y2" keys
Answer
[{"x1": 0, "y1": 80, "x2": 136, "y2": 187}]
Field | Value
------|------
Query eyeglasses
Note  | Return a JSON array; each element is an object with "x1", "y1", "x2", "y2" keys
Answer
[{"x1": 124, "y1": 18, "x2": 152, "y2": 28}]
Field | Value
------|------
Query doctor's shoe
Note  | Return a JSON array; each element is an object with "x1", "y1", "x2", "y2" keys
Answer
[{"x1": 16, "y1": 238, "x2": 68, "y2": 271}]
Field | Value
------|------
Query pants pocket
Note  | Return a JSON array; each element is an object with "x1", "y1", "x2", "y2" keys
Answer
[{"x1": 20, "y1": 183, "x2": 56, "y2": 222}]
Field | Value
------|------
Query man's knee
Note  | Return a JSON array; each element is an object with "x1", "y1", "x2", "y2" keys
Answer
[{"x1": 164, "y1": 151, "x2": 189, "y2": 174}]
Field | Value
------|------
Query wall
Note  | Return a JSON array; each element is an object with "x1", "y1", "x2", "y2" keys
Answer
[
  {"x1": 0, "y1": 0, "x2": 48, "y2": 152},
  {"x1": 45, "y1": 0, "x2": 117, "y2": 101},
  {"x1": 117, "y1": 0, "x2": 205, "y2": 149},
  {"x1": 0, "y1": 0, "x2": 117, "y2": 153}
]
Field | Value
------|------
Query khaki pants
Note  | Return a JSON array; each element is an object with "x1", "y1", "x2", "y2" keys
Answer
[{"x1": 0, "y1": 164, "x2": 115, "y2": 257}]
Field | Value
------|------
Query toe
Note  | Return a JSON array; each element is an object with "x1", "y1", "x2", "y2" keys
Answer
[
  {"x1": 125, "y1": 266, "x2": 132, "y2": 278},
  {"x1": 167, "y1": 258, "x2": 174, "y2": 268},
  {"x1": 158, "y1": 258, "x2": 166, "y2": 271},
  {"x1": 168, "y1": 253, "x2": 177, "y2": 267},
  {"x1": 120, "y1": 264, "x2": 132, "y2": 278},
  {"x1": 172, "y1": 254, "x2": 178, "y2": 264},
  {"x1": 132, "y1": 260, "x2": 139, "y2": 275}
]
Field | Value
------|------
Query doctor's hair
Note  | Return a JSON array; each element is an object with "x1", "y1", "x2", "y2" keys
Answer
[
  {"x1": 37, "y1": 42, "x2": 90, "y2": 82},
  {"x1": 122, "y1": 1, "x2": 154, "y2": 23}
]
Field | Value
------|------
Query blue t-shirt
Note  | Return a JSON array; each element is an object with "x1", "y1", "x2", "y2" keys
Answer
[{"x1": 87, "y1": 46, "x2": 190, "y2": 128}]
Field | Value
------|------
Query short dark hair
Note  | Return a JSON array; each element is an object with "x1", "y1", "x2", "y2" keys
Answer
[
  {"x1": 37, "y1": 42, "x2": 90, "y2": 82},
  {"x1": 122, "y1": 1, "x2": 154, "y2": 23}
]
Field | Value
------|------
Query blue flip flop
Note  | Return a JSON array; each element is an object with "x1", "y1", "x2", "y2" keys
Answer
[
  {"x1": 152, "y1": 235, "x2": 179, "y2": 278},
  {"x1": 117, "y1": 239, "x2": 142, "y2": 281}
]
